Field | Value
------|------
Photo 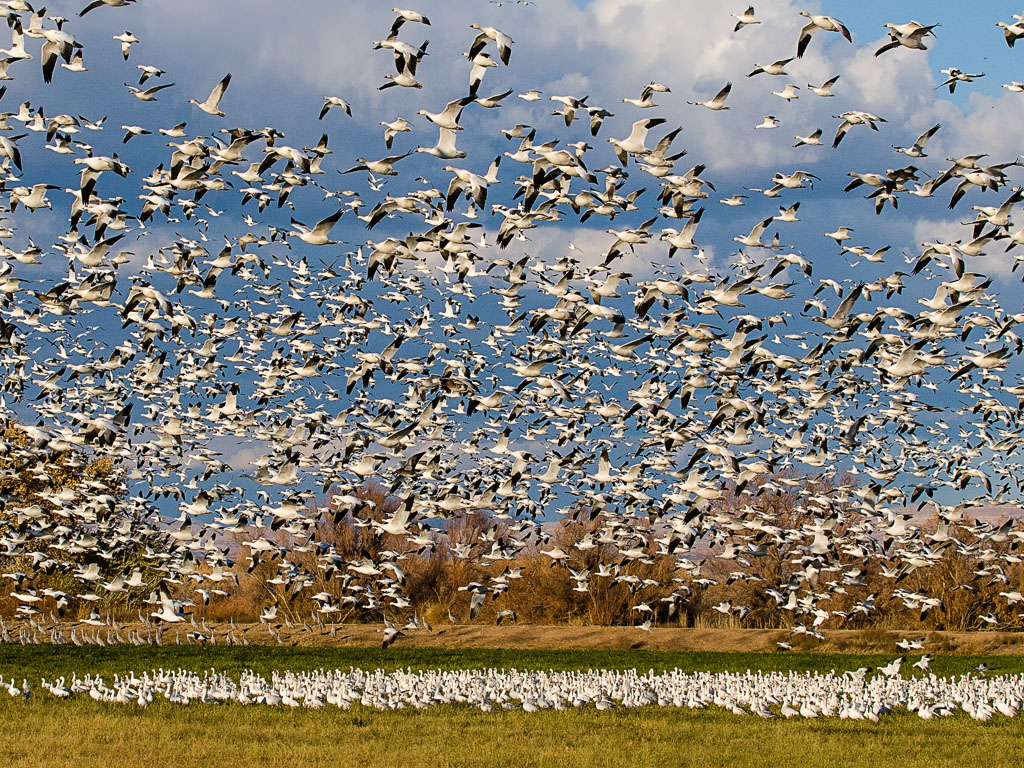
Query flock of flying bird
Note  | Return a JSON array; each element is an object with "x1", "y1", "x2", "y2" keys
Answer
[{"x1": 3, "y1": 1, "x2": 1024, "y2": 646}]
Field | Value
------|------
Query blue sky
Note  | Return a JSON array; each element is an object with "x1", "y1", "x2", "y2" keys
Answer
[{"x1": 6, "y1": 0, "x2": 1024, "y2": 525}]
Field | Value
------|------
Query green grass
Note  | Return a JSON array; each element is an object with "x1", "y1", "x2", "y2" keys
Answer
[
  {"x1": 1, "y1": 644, "x2": 1021, "y2": 679},
  {"x1": 0, "y1": 646, "x2": 1022, "y2": 768}
]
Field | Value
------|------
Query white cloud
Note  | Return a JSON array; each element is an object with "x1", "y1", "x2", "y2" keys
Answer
[
  {"x1": 61, "y1": 0, "x2": 1012, "y2": 187},
  {"x1": 19, "y1": 0, "x2": 1024, "y2": 282},
  {"x1": 913, "y1": 215, "x2": 1016, "y2": 277}
]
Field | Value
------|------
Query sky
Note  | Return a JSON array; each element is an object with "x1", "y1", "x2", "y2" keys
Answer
[
  {"x1": 12, "y1": 0, "x2": 1014, "y2": 290},
  {"x1": 6, "y1": 0, "x2": 1024, "y2": 527}
]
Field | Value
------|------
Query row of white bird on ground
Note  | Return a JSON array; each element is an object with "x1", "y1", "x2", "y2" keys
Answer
[{"x1": 2, "y1": 665, "x2": 1021, "y2": 721}]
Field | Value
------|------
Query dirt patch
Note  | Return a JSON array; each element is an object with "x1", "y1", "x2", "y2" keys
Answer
[{"x1": 11, "y1": 619, "x2": 1024, "y2": 655}]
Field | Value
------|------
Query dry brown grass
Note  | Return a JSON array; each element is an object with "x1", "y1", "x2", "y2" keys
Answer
[
  {"x1": 8, "y1": 618, "x2": 1024, "y2": 656},
  {"x1": 2, "y1": 697, "x2": 1020, "y2": 768}
]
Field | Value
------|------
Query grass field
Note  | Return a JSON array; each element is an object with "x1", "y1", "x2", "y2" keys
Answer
[
  {"x1": 3, "y1": 643, "x2": 1024, "y2": 678},
  {"x1": 1, "y1": 646, "x2": 1022, "y2": 768}
]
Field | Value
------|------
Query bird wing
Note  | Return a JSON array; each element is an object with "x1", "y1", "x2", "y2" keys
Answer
[
  {"x1": 796, "y1": 22, "x2": 816, "y2": 58},
  {"x1": 442, "y1": 96, "x2": 472, "y2": 122},
  {"x1": 436, "y1": 126, "x2": 459, "y2": 154},
  {"x1": 711, "y1": 82, "x2": 732, "y2": 105},
  {"x1": 206, "y1": 73, "x2": 231, "y2": 107},
  {"x1": 143, "y1": 82, "x2": 175, "y2": 96},
  {"x1": 915, "y1": 123, "x2": 941, "y2": 147},
  {"x1": 832, "y1": 120, "x2": 851, "y2": 148},
  {"x1": 312, "y1": 208, "x2": 343, "y2": 236}
]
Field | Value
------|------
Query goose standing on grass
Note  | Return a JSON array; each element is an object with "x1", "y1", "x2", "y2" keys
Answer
[{"x1": 23, "y1": 667, "x2": 1024, "y2": 719}]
